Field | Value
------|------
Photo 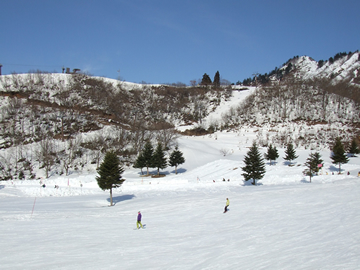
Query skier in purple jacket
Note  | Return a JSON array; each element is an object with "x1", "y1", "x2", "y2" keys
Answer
[{"x1": 137, "y1": 211, "x2": 143, "y2": 229}]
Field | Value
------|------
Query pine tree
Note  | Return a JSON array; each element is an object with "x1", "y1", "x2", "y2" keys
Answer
[
  {"x1": 133, "y1": 152, "x2": 146, "y2": 175},
  {"x1": 284, "y1": 143, "x2": 298, "y2": 165},
  {"x1": 96, "y1": 151, "x2": 124, "y2": 206},
  {"x1": 200, "y1": 73, "x2": 212, "y2": 86},
  {"x1": 331, "y1": 137, "x2": 349, "y2": 174},
  {"x1": 318, "y1": 60, "x2": 324, "y2": 68},
  {"x1": 169, "y1": 146, "x2": 185, "y2": 174},
  {"x1": 348, "y1": 138, "x2": 359, "y2": 157},
  {"x1": 142, "y1": 141, "x2": 154, "y2": 175},
  {"x1": 264, "y1": 144, "x2": 279, "y2": 165},
  {"x1": 241, "y1": 142, "x2": 266, "y2": 185},
  {"x1": 152, "y1": 142, "x2": 167, "y2": 176},
  {"x1": 264, "y1": 144, "x2": 272, "y2": 165},
  {"x1": 305, "y1": 152, "x2": 323, "y2": 183},
  {"x1": 213, "y1": 71, "x2": 220, "y2": 87},
  {"x1": 285, "y1": 63, "x2": 293, "y2": 74}
]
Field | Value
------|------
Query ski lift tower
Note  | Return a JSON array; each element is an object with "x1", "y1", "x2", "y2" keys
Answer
[{"x1": 0, "y1": 64, "x2": 2, "y2": 75}]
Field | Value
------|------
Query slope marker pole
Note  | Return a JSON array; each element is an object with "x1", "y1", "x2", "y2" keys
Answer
[{"x1": 31, "y1": 197, "x2": 37, "y2": 217}]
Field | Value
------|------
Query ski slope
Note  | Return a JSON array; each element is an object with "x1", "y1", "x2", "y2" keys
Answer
[{"x1": 1, "y1": 132, "x2": 360, "y2": 270}]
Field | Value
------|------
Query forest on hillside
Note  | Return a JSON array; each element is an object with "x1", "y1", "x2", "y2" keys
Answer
[{"x1": 0, "y1": 56, "x2": 359, "y2": 181}]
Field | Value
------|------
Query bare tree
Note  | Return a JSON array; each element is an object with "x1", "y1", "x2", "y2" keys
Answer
[
  {"x1": 85, "y1": 133, "x2": 106, "y2": 169},
  {"x1": 190, "y1": 80, "x2": 197, "y2": 87},
  {"x1": 0, "y1": 152, "x2": 14, "y2": 180},
  {"x1": 61, "y1": 137, "x2": 79, "y2": 176},
  {"x1": 111, "y1": 126, "x2": 130, "y2": 152},
  {"x1": 220, "y1": 148, "x2": 230, "y2": 156},
  {"x1": 36, "y1": 139, "x2": 56, "y2": 178},
  {"x1": 155, "y1": 127, "x2": 179, "y2": 150}
]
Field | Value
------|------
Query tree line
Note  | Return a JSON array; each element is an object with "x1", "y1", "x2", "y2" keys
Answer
[
  {"x1": 133, "y1": 141, "x2": 185, "y2": 176},
  {"x1": 96, "y1": 136, "x2": 358, "y2": 206},
  {"x1": 96, "y1": 142, "x2": 185, "y2": 206},
  {"x1": 242, "y1": 137, "x2": 358, "y2": 185}
]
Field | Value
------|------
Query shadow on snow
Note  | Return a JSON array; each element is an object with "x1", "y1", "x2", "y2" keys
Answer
[
  {"x1": 107, "y1": 194, "x2": 136, "y2": 205},
  {"x1": 137, "y1": 167, "x2": 187, "y2": 176}
]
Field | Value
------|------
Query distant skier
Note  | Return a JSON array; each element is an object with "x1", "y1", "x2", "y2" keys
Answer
[
  {"x1": 224, "y1": 198, "x2": 230, "y2": 213},
  {"x1": 137, "y1": 211, "x2": 143, "y2": 229}
]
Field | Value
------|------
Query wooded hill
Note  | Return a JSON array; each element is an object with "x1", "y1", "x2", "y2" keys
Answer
[{"x1": 0, "y1": 52, "x2": 359, "y2": 180}]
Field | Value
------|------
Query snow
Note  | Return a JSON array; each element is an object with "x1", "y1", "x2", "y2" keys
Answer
[
  {"x1": 292, "y1": 52, "x2": 360, "y2": 84},
  {"x1": 1, "y1": 132, "x2": 360, "y2": 270}
]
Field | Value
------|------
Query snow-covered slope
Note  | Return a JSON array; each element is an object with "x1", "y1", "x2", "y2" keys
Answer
[
  {"x1": 282, "y1": 52, "x2": 360, "y2": 85},
  {"x1": 1, "y1": 131, "x2": 360, "y2": 269}
]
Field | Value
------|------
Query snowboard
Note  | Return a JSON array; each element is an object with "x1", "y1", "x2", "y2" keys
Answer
[{"x1": 134, "y1": 224, "x2": 146, "y2": 230}]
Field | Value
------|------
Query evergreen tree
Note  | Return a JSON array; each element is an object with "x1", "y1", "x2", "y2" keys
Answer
[
  {"x1": 264, "y1": 144, "x2": 279, "y2": 165},
  {"x1": 152, "y1": 142, "x2": 167, "y2": 175},
  {"x1": 284, "y1": 143, "x2": 298, "y2": 165},
  {"x1": 331, "y1": 137, "x2": 349, "y2": 174},
  {"x1": 200, "y1": 73, "x2": 212, "y2": 86},
  {"x1": 169, "y1": 146, "x2": 185, "y2": 174},
  {"x1": 133, "y1": 152, "x2": 146, "y2": 175},
  {"x1": 348, "y1": 138, "x2": 359, "y2": 157},
  {"x1": 96, "y1": 151, "x2": 124, "y2": 206},
  {"x1": 318, "y1": 60, "x2": 324, "y2": 68},
  {"x1": 142, "y1": 141, "x2": 154, "y2": 175},
  {"x1": 305, "y1": 152, "x2": 323, "y2": 183},
  {"x1": 241, "y1": 142, "x2": 266, "y2": 185},
  {"x1": 285, "y1": 63, "x2": 293, "y2": 74},
  {"x1": 213, "y1": 71, "x2": 220, "y2": 87}
]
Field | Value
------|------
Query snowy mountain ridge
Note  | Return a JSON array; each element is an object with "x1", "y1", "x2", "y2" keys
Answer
[{"x1": 279, "y1": 52, "x2": 360, "y2": 85}]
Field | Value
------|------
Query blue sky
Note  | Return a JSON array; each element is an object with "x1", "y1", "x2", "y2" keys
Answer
[{"x1": 1, "y1": 0, "x2": 359, "y2": 84}]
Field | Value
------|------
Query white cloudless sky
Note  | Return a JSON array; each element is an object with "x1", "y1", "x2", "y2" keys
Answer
[{"x1": 1, "y1": 0, "x2": 359, "y2": 84}]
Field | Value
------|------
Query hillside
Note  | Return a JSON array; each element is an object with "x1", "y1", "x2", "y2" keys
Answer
[
  {"x1": 248, "y1": 51, "x2": 360, "y2": 89},
  {"x1": 0, "y1": 52, "x2": 359, "y2": 181},
  {"x1": 285, "y1": 52, "x2": 360, "y2": 85}
]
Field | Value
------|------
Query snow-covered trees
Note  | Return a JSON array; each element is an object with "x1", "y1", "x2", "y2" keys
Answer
[
  {"x1": 331, "y1": 137, "x2": 349, "y2": 174},
  {"x1": 241, "y1": 142, "x2": 266, "y2": 185},
  {"x1": 96, "y1": 151, "x2": 125, "y2": 206},
  {"x1": 36, "y1": 139, "x2": 56, "y2": 178}
]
